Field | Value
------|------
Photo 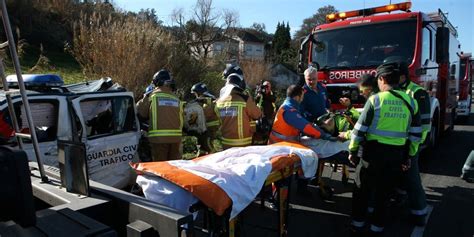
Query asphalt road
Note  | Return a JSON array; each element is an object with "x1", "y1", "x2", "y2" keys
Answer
[{"x1": 235, "y1": 110, "x2": 474, "y2": 237}]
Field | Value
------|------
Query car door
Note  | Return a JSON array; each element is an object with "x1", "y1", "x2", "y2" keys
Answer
[
  {"x1": 70, "y1": 92, "x2": 140, "y2": 189},
  {"x1": 0, "y1": 95, "x2": 62, "y2": 166}
]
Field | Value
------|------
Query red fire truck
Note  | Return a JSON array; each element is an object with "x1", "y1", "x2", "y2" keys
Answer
[
  {"x1": 298, "y1": 1, "x2": 466, "y2": 149},
  {"x1": 457, "y1": 52, "x2": 473, "y2": 120}
]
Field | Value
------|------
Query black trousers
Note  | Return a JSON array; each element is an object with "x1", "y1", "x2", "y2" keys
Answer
[{"x1": 352, "y1": 141, "x2": 405, "y2": 230}]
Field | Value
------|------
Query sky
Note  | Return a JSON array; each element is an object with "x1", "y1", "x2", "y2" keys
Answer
[{"x1": 113, "y1": 0, "x2": 473, "y2": 53}]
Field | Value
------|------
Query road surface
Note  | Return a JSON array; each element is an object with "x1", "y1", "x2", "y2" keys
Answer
[{"x1": 235, "y1": 110, "x2": 474, "y2": 237}]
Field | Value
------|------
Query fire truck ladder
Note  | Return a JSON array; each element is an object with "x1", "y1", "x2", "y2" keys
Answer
[{"x1": 0, "y1": 0, "x2": 48, "y2": 182}]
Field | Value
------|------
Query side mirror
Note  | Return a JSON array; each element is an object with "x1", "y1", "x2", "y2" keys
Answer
[{"x1": 436, "y1": 27, "x2": 450, "y2": 63}]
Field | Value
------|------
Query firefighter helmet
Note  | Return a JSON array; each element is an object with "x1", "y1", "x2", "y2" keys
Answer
[
  {"x1": 223, "y1": 64, "x2": 243, "y2": 80},
  {"x1": 152, "y1": 69, "x2": 172, "y2": 86},
  {"x1": 191, "y1": 82, "x2": 209, "y2": 95},
  {"x1": 227, "y1": 73, "x2": 246, "y2": 90}
]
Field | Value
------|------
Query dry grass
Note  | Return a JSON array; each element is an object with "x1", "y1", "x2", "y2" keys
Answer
[
  {"x1": 239, "y1": 59, "x2": 271, "y2": 88},
  {"x1": 70, "y1": 11, "x2": 174, "y2": 96}
]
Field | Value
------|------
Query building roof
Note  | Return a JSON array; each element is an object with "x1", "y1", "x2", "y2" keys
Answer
[{"x1": 235, "y1": 30, "x2": 264, "y2": 43}]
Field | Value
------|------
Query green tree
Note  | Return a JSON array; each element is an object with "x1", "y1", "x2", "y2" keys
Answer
[
  {"x1": 273, "y1": 21, "x2": 291, "y2": 56},
  {"x1": 294, "y1": 5, "x2": 337, "y2": 39}
]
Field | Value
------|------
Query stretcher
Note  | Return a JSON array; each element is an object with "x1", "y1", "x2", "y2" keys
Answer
[{"x1": 131, "y1": 142, "x2": 318, "y2": 237}]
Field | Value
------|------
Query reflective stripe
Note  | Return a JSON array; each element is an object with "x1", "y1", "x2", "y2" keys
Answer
[
  {"x1": 148, "y1": 130, "x2": 182, "y2": 137},
  {"x1": 221, "y1": 137, "x2": 252, "y2": 146},
  {"x1": 409, "y1": 135, "x2": 421, "y2": 142},
  {"x1": 351, "y1": 133, "x2": 364, "y2": 142},
  {"x1": 271, "y1": 130, "x2": 300, "y2": 142},
  {"x1": 206, "y1": 120, "x2": 220, "y2": 127},
  {"x1": 409, "y1": 126, "x2": 422, "y2": 133},
  {"x1": 370, "y1": 225, "x2": 384, "y2": 232},
  {"x1": 238, "y1": 106, "x2": 243, "y2": 138},
  {"x1": 367, "y1": 128, "x2": 407, "y2": 138},
  {"x1": 420, "y1": 114, "x2": 431, "y2": 119},
  {"x1": 151, "y1": 96, "x2": 158, "y2": 130},
  {"x1": 411, "y1": 206, "x2": 428, "y2": 216},
  {"x1": 354, "y1": 123, "x2": 368, "y2": 132},
  {"x1": 422, "y1": 124, "x2": 431, "y2": 130},
  {"x1": 351, "y1": 220, "x2": 365, "y2": 228},
  {"x1": 216, "y1": 101, "x2": 246, "y2": 107},
  {"x1": 369, "y1": 94, "x2": 381, "y2": 131}
]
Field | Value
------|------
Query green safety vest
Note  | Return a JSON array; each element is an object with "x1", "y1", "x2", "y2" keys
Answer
[
  {"x1": 148, "y1": 92, "x2": 183, "y2": 138},
  {"x1": 404, "y1": 81, "x2": 430, "y2": 142},
  {"x1": 365, "y1": 91, "x2": 418, "y2": 146}
]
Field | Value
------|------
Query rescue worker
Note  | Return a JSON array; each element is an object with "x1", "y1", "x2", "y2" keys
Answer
[
  {"x1": 269, "y1": 84, "x2": 331, "y2": 144},
  {"x1": 338, "y1": 74, "x2": 378, "y2": 140},
  {"x1": 190, "y1": 82, "x2": 220, "y2": 154},
  {"x1": 271, "y1": 84, "x2": 341, "y2": 192},
  {"x1": 136, "y1": 69, "x2": 184, "y2": 161},
  {"x1": 221, "y1": 63, "x2": 257, "y2": 134},
  {"x1": 216, "y1": 73, "x2": 261, "y2": 149},
  {"x1": 300, "y1": 66, "x2": 331, "y2": 122},
  {"x1": 395, "y1": 60, "x2": 431, "y2": 226},
  {"x1": 349, "y1": 63, "x2": 422, "y2": 236}
]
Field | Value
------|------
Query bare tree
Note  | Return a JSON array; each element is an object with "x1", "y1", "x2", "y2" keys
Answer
[{"x1": 171, "y1": 0, "x2": 238, "y2": 62}]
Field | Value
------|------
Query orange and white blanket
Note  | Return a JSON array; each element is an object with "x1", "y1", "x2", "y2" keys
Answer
[{"x1": 132, "y1": 142, "x2": 318, "y2": 219}]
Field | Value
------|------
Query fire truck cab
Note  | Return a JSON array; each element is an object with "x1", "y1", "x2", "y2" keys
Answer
[{"x1": 298, "y1": 1, "x2": 465, "y2": 149}]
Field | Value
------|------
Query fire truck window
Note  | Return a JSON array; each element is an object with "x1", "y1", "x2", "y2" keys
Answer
[
  {"x1": 80, "y1": 97, "x2": 136, "y2": 139},
  {"x1": 422, "y1": 28, "x2": 432, "y2": 65},
  {"x1": 313, "y1": 20, "x2": 416, "y2": 69}
]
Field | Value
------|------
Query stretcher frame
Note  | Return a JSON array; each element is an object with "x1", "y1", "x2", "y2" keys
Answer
[{"x1": 191, "y1": 162, "x2": 298, "y2": 237}]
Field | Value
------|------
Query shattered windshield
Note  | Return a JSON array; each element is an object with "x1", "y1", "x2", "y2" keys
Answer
[{"x1": 313, "y1": 20, "x2": 417, "y2": 70}]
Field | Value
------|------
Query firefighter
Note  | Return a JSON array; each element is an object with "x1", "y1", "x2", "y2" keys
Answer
[
  {"x1": 216, "y1": 73, "x2": 261, "y2": 149},
  {"x1": 395, "y1": 60, "x2": 431, "y2": 226},
  {"x1": 221, "y1": 63, "x2": 257, "y2": 133},
  {"x1": 300, "y1": 66, "x2": 331, "y2": 122},
  {"x1": 190, "y1": 82, "x2": 219, "y2": 154},
  {"x1": 349, "y1": 63, "x2": 422, "y2": 236},
  {"x1": 136, "y1": 69, "x2": 183, "y2": 161}
]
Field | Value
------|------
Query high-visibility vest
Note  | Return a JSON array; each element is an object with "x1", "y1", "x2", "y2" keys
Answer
[
  {"x1": 269, "y1": 105, "x2": 301, "y2": 143},
  {"x1": 404, "y1": 81, "x2": 430, "y2": 140},
  {"x1": 365, "y1": 91, "x2": 418, "y2": 146},
  {"x1": 148, "y1": 92, "x2": 183, "y2": 138},
  {"x1": 216, "y1": 100, "x2": 252, "y2": 147}
]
